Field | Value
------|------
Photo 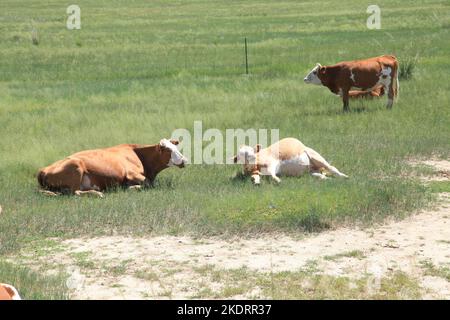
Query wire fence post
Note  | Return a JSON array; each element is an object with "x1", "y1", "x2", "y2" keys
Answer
[{"x1": 244, "y1": 37, "x2": 249, "y2": 75}]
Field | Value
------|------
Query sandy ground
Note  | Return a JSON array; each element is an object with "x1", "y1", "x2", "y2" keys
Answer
[
  {"x1": 57, "y1": 193, "x2": 448, "y2": 299},
  {"x1": 407, "y1": 159, "x2": 450, "y2": 182},
  {"x1": 10, "y1": 159, "x2": 450, "y2": 299}
]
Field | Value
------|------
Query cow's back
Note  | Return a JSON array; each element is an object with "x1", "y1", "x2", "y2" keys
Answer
[
  {"x1": 69, "y1": 144, "x2": 142, "y2": 175},
  {"x1": 377, "y1": 54, "x2": 398, "y2": 65},
  {"x1": 342, "y1": 55, "x2": 397, "y2": 90},
  {"x1": 264, "y1": 138, "x2": 307, "y2": 160},
  {"x1": 38, "y1": 144, "x2": 146, "y2": 191}
]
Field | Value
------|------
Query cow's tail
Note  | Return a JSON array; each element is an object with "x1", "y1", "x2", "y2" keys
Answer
[
  {"x1": 395, "y1": 71, "x2": 399, "y2": 98},
  {"x1": 393, "y1": 58, "x2": 399, "y2": 99}
]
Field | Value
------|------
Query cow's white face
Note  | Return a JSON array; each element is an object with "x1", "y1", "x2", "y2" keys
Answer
[
  {"x1": 235, "y1": 145, "x2": 258, "y2": 174},
  {"x1": 236, "y1": 145, "x2": 256, "y2": 163},
  {"x1": 160, "y1": 139, "x2": 187, "y2": 168},
  {"x1": 304, "y1": 63, "x2": 323, "y2": 85}
]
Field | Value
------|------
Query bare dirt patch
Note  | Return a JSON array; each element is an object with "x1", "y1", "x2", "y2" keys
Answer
[{"x1": 407, "y1": 158, "x2": 450, "y2": 182}]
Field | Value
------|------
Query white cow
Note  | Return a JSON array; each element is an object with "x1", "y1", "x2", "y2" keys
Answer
[{"x1": 233, "y1": 137, "x2": 348, "y2": 184}]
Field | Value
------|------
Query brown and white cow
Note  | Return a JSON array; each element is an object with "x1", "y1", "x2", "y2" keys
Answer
[
  {"x1": 0, "y1": 284, "x2": 21, "y2": 300},
  {"x1": 233, "y1": 137, "x2": 348, "y2": 185},
  {"x1": 37, "y1": 139, "x2": 187, "y2": 197},
  {"x1": 304, "y1": 55, "x2": 399, "y2": 111}
]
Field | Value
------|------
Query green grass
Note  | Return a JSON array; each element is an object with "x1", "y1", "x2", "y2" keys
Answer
[
  {"x1": 398, "y1": 55, "x2": 419, "y2": 80},
  {"x1": 420, "y1": 260, "x2": 450, "y2": 281},
  {"x1": 428, "y1": 181, "x2": 450, "y2": 193},
  {"x1": 70, "y1": 251, "x2": 96, "y2": 270},
  {"x1": 323, "y1": 250, "x2": 365, "y2": 261},
  {"x1": 0, "y1": 0, "x2": 449, "y2": 256},
  {"x1": 0, "y1": 260, "x2": 68, "y2": 299},
  {"x1": 135, "y1": 269, "x2": 160, "y2": 282}
]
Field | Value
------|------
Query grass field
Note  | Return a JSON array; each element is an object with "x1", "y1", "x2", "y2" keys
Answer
[{"x1": 0, "y1": 0, "x2": 449, "y2": 298}]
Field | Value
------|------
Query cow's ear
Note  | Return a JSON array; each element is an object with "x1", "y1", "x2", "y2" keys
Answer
[
  {"x1": 319, "y1": 66, "x2": 326, "y2": 74},
  {"x1": 170, "y1": 139, "x2": 179, "y2": 145},
  {"x1": 254, "y1": 144, "x2": 262, "y2": 152}
]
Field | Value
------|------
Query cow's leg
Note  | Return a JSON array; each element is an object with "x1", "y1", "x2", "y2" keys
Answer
[
  {"x1": 128, "y1": 185, "x2": 142, "y2": 191},
  {"x1": 379, "y1": 66, "x2": 395, "y2": 109},
  {"x1": 39, "y1": 190, "x2": 61, "y2": 197},
  {"x1": 266, "y1": 163, "x2": 281, "y2": 183},
  {"x1": 342, "y1": 89, "x2": 350, "y2": 112},
  {"x1": 270, "y1": 173, "x2": 281, "y2": 183},
  {"x1": 126, "y1": 171, "x2": 147, "y2": 190},
  {"x1": 386, "y1": 68, "x2": 399, "y2": 109},
  {"x1": 386, "y1": 80, "x2": 394, "y2": 109},
  {"x1": 305, "y1": 147, "x2": 348, "y2": 178},
  {"x1": 311, "y1": 172, "x2": 328, "y2": 180},
  {"x1": 74, "y1": 190, "x2": 104, "y2": 198},
  {"x1": 75, "y1": 174, "x2": 104, "y2": 197},
  {"x1": 269, "y1": 172, "x2": 281, "y2": 184}
]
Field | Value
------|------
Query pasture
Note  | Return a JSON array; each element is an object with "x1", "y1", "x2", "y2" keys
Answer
[{"x1": 0, "y1": 0, "x2": 449, "y2": 299}]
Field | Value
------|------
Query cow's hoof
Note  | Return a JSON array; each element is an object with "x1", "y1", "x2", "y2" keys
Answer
[
  {"x1": 271, "y1": 176, "x2": 281, "y2": 184},
  {"x1": 92, "y1": 191, "x2": 104, "y2": 198},
  {"x1": 128, "y1": 185, "x2": 142, "y2": 191},
  {"x1": 39, "y1": 190, "x2": 60, "y2": 197},
  {"x1": 75, "y1": 190, "x2": 104, "y2": 198}
]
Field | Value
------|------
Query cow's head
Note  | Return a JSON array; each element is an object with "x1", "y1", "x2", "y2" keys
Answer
[
  {"x1": 232, "y1": 144, "x2": 262, "y2": 181},
  {"x1": 159, "y1": 139, "x2": 187, "y2": 168},
  {"x1": 304, "y1": 63, "x2": 324, "y2": 85}
]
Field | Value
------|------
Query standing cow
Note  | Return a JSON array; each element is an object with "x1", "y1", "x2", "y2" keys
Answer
[
  {"x1": 37, "y1": 139, "x2": 187, "y2": 197},
  {"x1": 304, "y1": 55, "x2": 399, "y2": 111}
]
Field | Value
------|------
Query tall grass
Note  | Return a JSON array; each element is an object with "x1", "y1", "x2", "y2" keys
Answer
[{"x1": 399, "y1": 55, "x2": 419, "y2": 80}]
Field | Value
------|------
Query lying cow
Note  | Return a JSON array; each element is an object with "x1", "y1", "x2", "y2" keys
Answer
[
  {"x1": 0, "y1": 283, "x2": 21, "y2": 300},
  {"x1": 304, "y1": 55, "x2": 399, "y2": 111},
  {"x1": 233, "y1": 137, "x2": 348, "y2": 184},
  {"x1": 38, "y1": 139, "x2": 186, "y2": 197}
]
